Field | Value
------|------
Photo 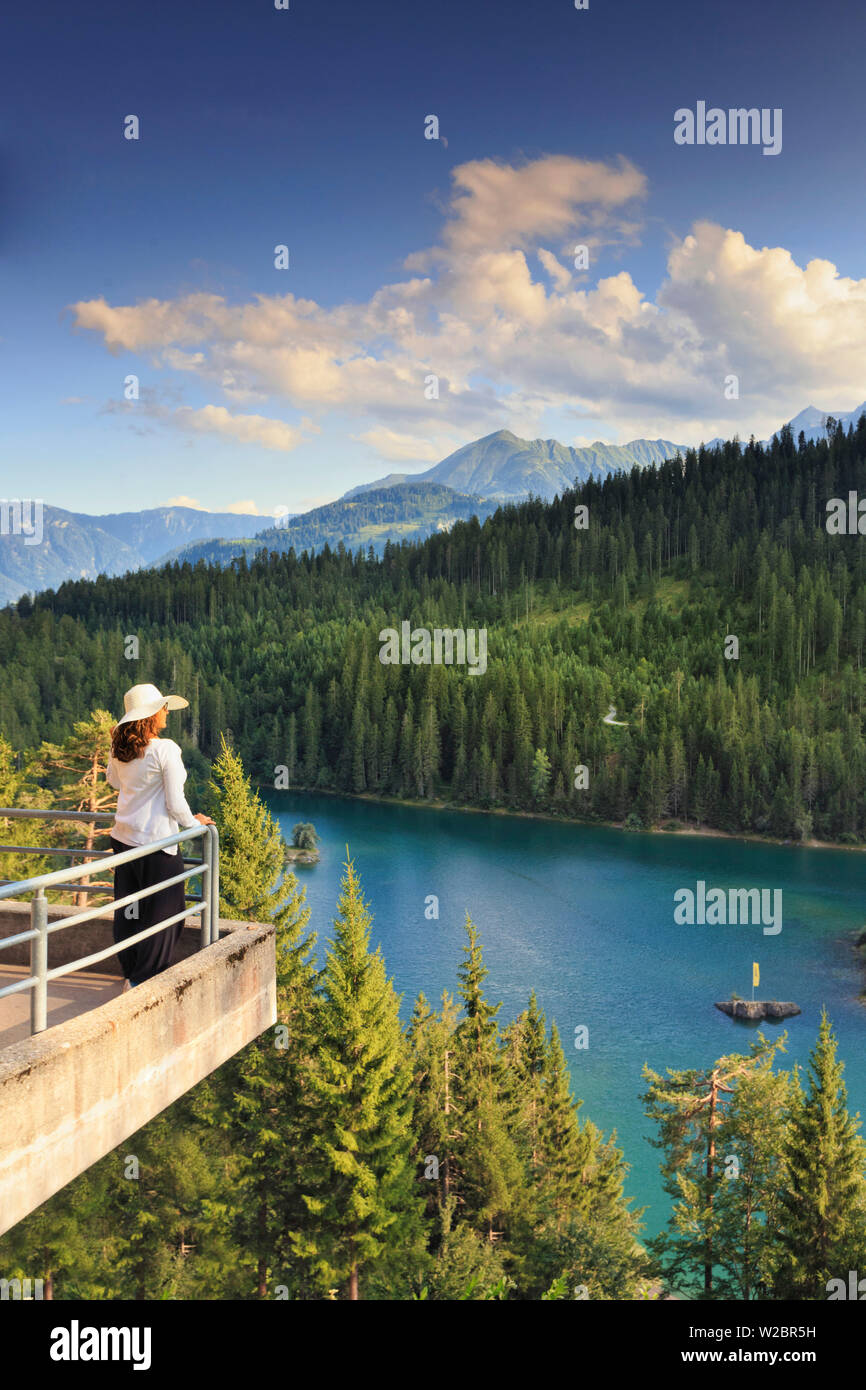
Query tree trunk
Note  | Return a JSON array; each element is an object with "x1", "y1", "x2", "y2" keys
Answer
[
  {"x1": 75, "y1": 754, "x2": 101, "y2": 907},
  {"x1": 704, "y1": 1072, "x2": 718, "y2": 1298},
  {"x1": 348, "y1": 1241, "x2": 359, "y2": 1301},
  {"x1": 443, "y1": 1049, "x2": 451, "y2": 1202},
  {"x1": 258, "y1": 1200, "x2": 268, "y2": 1298}
]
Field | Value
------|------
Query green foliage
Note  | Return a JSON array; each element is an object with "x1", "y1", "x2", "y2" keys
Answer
[
  {"x1": 7, "y1": 423, "x2": 866, "y2": 842},
  {"x1": 641, "y1": 1035, "x2": 787, "y2": 1299},
  {"x1": 195, "y1": 736, "x2": 317, "y2": 1298},
  {"x1": 291, "y1": 821, "x2": 320, "y2": 850},
  {"x1": 773, "y1": 1011, "x2": 866, "y2": 1297},
  {"x1": 207, "y1": 733, "x2": 301, "y2": 931},
  {"x1": 288, "y1": 854, "x2": 425, "y2": 1298},
  {"x1": 529, "y1": 747, "x2": 551, "y2": 800},
  {"x1": 422, "y1": 1199, "x2": 510, "y2": 1300}
]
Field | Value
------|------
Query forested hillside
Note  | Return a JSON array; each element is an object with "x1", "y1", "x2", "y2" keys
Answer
[
  {"x1": 3, "y1": 416, "x2": 866, "y2": 842},
  {"x1": 154, "y1": 481, "x2": 497, "y2": 569}
]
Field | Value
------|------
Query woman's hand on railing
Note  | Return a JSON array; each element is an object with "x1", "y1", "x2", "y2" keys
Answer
[{"x1": 193, "y1": 813, "x2": 215, "y2": 825}]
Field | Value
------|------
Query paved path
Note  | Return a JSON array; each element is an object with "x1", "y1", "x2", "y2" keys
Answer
[{"x1": 0, "y1": 965, "x2": 122, "y2": 1050}]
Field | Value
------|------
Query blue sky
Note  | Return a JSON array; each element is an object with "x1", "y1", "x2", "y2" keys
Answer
[{"x1": 2, "y1": 0, "x2": 865, "y2": 517}]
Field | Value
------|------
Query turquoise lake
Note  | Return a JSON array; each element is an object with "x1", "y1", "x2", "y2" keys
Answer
[{"x1": 268, "y1": 791, "x2": 866, "y2": 1238}]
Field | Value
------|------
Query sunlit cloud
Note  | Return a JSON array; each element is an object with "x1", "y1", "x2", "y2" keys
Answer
[{"x1": 69, "y1": 154, "x2": 866, "y2": 447}]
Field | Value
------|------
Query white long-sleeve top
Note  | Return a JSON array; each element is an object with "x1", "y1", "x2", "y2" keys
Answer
[{"x1": 107, "y1": 738, "x2": 198, "y2": 855}]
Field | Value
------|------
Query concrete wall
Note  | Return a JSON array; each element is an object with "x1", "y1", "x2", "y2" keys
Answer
[
  {"x1": 0, "y1": 900, "x2": 203, "y2": 975},
  {"x1": 0, "y1": 921, "x2": 276, "y2": 1237}
]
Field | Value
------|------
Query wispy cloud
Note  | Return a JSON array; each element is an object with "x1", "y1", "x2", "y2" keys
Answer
[{"x1": 163, "y1": 495, "x2": 267, "y2": 514}]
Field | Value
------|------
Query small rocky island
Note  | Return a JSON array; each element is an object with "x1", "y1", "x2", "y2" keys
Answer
[
  {"x1": 715, "y1": 1000, "x2": 801, "y2": 1021},
  {"x1": 283, "y1": 821, "x2": 321, "y2": 865},
  {"x1": 284, "y1": 844, "x2": 320, "y2": 865}
]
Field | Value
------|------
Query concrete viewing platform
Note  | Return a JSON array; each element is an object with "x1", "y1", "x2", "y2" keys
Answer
[
  {"x1": 0, "y1": 964, "x2": 122, "y2": 1050},
  {"x1": 0, "y1": 908, "x2": 276, "y2": 1237}
]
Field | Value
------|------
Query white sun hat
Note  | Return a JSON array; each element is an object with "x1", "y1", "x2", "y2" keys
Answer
[{"x1": 116, "y1": 683, "x2": 189, "y2": 726}]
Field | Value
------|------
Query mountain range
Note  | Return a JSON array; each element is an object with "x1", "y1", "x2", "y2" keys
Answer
[
  {"x1": 343, "y1": 430, "x2": 682, "y2": 502},
  {"x1": 775, "y1": 401, "x2": 866, "y2": 443},
  {"x1": 0, "y1": 506, "x2": 265, "y2": 606},
  {"x1": 2, "y1": 404, "x2": 864, "y2": 603}
]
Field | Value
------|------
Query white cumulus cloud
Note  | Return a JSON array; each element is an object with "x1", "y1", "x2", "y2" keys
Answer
[{"x1": 68, "y1": 154, "x2": 866, "y2": 448}]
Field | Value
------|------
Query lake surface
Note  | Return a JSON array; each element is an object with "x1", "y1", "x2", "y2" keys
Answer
[{"x1": 268, "y1": 791, "x2": 866, "y2": 1237}]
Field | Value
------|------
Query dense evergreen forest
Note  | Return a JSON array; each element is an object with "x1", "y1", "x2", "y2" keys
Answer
[
  {"x1": 3, "y1": 427, "x2": 866, "y2": 1300},
  {"x1": 3, "y1": 418, "x2": 866, "y2": 842}
]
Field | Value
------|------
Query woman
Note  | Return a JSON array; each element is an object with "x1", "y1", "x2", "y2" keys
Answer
[{"x1": 106, "y1": 683, "x2": 213, "y2": 989}]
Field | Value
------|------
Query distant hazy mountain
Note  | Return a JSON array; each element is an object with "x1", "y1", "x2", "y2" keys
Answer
[
  {"x1": 153, "y1": 482, "x2": 497, "y2": 570},
  {"x1": 688, "y1": 403, "x2": 866, "y2": 452},
  {"x1": 0, "y1": 505, "x2": 269, "y2": 605},
  {"x1": 10, "y1": 407, "x2": 863, "y2": 604},
  {"x1": 75, "y1": 506, "x2": 269, "y2": 562},
  {"x1": 775, "y1": 402, "x2": 866, "y2": 443},
  {"x1": 345, "y1": 429, "x2": 684, "y2": 503}
]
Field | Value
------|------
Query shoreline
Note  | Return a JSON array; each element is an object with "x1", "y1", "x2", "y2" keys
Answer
[{"x1": 261, "y1": 782, "x2": 866, "y2": 856}]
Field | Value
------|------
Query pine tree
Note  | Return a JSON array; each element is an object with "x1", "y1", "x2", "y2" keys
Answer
[
  {"x1": 502, "y1": 992, "x2": 547, "y2": 1171},
  {"x1": 0, "y1": 735, "x2": 53, "y2": 883},
  {"x1": 30, "y1": 710, "x2": 116, "y2": 904},
  {"x1": 450, "y1": 915, "x2": 523, "y2": 1242},
  {"x1": 0, "y1": 1162, "x2": 105, "y2": 1300},
  {"x1": 774, "y1": 1011, "x2": 866, "y2": 1298},
  {"x1": 529, "y1": 748, "x2": 552, "y2": 801},
  {"x1": 206, "y1": 733, "x2": 302, "y2": 930},
  {"x1": 408, "y1": 990, "x2": 461, "y2": 1223},
  {"x1": 92, "y1": 1103, "x2": 237, "y2": 1300},
  {"x1": 713, "y1": 1055, "x2": 792, "y2": 1299},
  {"x1": 535, "y1": 1022, "x2": 596, "y2": 1225},
  {"x1": 290, "y1": 854, "x2": 424, "y2": 1298},
  {"x1": 642, "y1": 1036, "x2": 784, "y2": 1298},
  {"x1": 200, "y1": 734, "x2": 316, "y2": 1297}
]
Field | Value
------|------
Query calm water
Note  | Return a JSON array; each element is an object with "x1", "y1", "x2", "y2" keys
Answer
[{"x1": 269, "y1": 792, "x2": 866, "y2": 1237}]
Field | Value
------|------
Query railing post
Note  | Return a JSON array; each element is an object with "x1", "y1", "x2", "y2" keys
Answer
[
  {"x1": 30, "y1": 889, "x2": 48, "y2": 1036},
  {"x1": 199, "y1": 829, "x2": 211, "y2": 950},
  {"x1": 208, "y1": 824, "x2": 220, "y2": 944}
]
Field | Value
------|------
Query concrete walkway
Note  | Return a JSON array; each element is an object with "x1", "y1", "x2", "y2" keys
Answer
[{"x1": 0, "y1": 965, "x2": 122, "y2": 1050}]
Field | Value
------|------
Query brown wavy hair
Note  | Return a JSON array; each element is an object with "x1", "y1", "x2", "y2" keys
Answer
[{"x1": 110, "y1": 712, "x2": 164, "y2": 763}]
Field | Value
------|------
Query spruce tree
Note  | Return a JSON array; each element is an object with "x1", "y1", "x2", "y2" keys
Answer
[
  {"x1": 408, "y1": 989, "x2": 461, "y2": 1225},
  {"x1": 774, "y1": 1011, "x2": 866, "y2": 1298},
  {"x1": 290, "y1": 854, "x2": 424, "y2": 1299},
  {"x1": 642, "y1": 1036, "x2": 785, "y2": 1298},
  {"x1": 91, "y1": 1103, "x2": 238, "y2": 1300},
  {"x1": 198, "y1": 734, "x2": 316, "y2": 1297},
  {"x1": 535, "y1": 1022, "x2": 595, "y2": 1225},
  {"x1": 206, "y1": 732, "x2": 304, "y2": 932},
  {"x1": 450, "y1": 914, "x2": 524, "y2": 1242},
  {"x1": 713, "y1": 1055, "x2": 792, "y2": 1299}
]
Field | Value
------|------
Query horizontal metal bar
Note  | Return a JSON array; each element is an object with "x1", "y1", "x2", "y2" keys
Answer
[
  {"x1": 0, "y1": 880, "x2": 114, "y2": 895},
  {"x1": 0, "y1": 850, "x2": 204, "y2": 872},
  {"x1": 0, "y1": 826, "x2": 206, "y2": 899},
  {"x1": 0, "y1": 927, "x2": 40, "y2": 950},
  {"x1": 0, "y1": 972, "x2": 40, "y2": 1001},
  {"x1": 0, "y1": 846, "x2": 113, "y2": 858},
  {"x1": 49, "y1": 864, "x2": 206, "y2": 933},
  {"x1": 0, "y1": 809, "x2": 115, "y2": 822},
  {"x1": 47, "y1": 903, "x2": 204, "y2": 979},
  {"x1": 0, "y1": 883, "x2": 206, "y2": 903}
]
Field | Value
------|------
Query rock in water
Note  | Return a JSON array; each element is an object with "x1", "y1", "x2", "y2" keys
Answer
[{"x1": 715, "y1": 1000, "x2": 800, "y2": 1020}]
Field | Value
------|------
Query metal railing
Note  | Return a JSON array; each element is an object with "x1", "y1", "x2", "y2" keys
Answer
[{"x1": 0, "y1": 810, "x2": 220, "y2": 1036}]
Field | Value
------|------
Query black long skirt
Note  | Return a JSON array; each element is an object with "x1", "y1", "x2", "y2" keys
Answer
[{"x1": 110, "y1": 836, "x2": 187, "y2": 984}]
